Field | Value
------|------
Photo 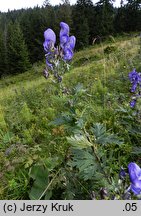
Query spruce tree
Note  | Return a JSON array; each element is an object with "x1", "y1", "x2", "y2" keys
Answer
[
  {"x1": 0, "y1": 31, "x2": 6, "y2": 77},
  {"x1": 95, "y1": 0, "x2": 115, "y2": 36},
  {"x1": 0, "y1": 16, "x2": 8, "y2": 77},
  {"x1": 56, "y1": 0, "x2": 72, "y2": 28},
  {"x1": 7, "y1": 21, "x2": 31, "y2": 75},
  {"x1": 20, "y1": 7, "x2": 50, "y2": 63},
  {"x1": 72, "y1": 0, "x2": 94, "y2": 48},
  {"x1": 114, "y1": 6, "x2": 127, "y2": 33},
  {"x1": 125, "y1": 0, "x2": 141, "y2": 31}
]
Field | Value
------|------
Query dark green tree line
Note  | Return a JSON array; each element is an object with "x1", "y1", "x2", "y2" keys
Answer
[
  {"x1": 0, "y1": 20, "x2": 30, "y2": 77},
  {"x1": 0, "y1": 0, "x2": 141, "y2": 77}
]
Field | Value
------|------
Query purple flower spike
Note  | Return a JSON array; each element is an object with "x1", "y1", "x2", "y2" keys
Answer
[
  {"x1": 129, "y1": 69, "x2": 141, "y2": 92},
  {"x1": 128, "y1": 162, "x2": 141, "y2": 195},
  {"x1": 130, "y1": 99, "x2": 136, "y2": 108},
  {"x1": 128, "y1": 69, "x2": 138, "y2": 83},
  {"x1": 43, "y1": 28, "x2": 56, "y2": 51},
  {"x1": 43, "y1": 22, "x2": 76, "y2": 73},
  {"x1": 59, "y1": 22, "x2": 76, "y2": 61}
]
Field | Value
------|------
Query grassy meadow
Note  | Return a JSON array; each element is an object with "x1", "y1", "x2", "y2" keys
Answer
[{"x1": 0, "y1": 36, "x2": 141, "y2": 199}]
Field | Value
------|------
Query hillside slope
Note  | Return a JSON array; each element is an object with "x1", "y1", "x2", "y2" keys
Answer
[{"x1": 0, "y1": 36, "x2": 141, "y2": 200}]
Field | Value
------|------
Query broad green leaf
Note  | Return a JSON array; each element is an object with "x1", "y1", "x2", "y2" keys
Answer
[
  {"x1": 44, "y1": 190, "x2": 52, "y2": 200},
  {"x1": 29, "y1": 165, "x2": 49, "y2": 200}
]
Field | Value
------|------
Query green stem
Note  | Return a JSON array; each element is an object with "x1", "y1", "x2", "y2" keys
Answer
[
  {"x1": 64, "y1": 167, "x2": 90, "y2": 196},
  {"x1": 38, "y1": 169, "x2": 61, "y2": 200}
]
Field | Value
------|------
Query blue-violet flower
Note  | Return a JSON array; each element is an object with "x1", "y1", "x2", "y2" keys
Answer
[
  {"x1": 60, "y1": 22, "x2": 76, "y2": 61},
  {"x1": 130, "y1": 99, "x2": 136, "y2": 108},
  {"x1": 43, "y1": 28, "x2": 56, "y2": 51},
  {"x1": 128, "y1": 162, "x2": 141, "y2": 195}
]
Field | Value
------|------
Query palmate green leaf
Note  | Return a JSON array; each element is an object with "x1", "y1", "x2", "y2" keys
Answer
[
  {"x1": 69, "y1": 149, "x2": 103, "y2": 181},
  {"x1": 49, "y1": 114, "x2": 74, "y2": 126},
  {"x1": 91, "y1": 123, "x2": 106, "y2": 138},
  {"x1": 91, "y1": 123, "x2": 123, "y2": 145},
  {"x1": 29, "y1": 165, "x2": 49, "y2": 200},
  {"x1": 67, "y1": 134, "x2": 92, "y2": 149},
  {"x1": 49, "y1": 116, "x2": 67, "y2": 126}
]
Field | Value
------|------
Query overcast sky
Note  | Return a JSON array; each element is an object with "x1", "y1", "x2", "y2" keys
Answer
[{"x1": 0, "y1": 0, "x2": 122, "y2": 12}]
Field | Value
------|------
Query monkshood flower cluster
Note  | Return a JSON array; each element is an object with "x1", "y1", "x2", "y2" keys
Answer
[
  {"x1": 128, "y1": 162, "x2": 141, "y2": 196},
  {"x1": 90, "y1": 162, "x2": 141, "y2": 199},
  {"x1": 128, "y1": 69, "x2": 141, "y2": 108},
  {"x1": 110, "y1": 163, "x2": 141, "y2": 199},
  {"x1": 43, "y1": 22, "x2": 76, "y2": 83}
]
